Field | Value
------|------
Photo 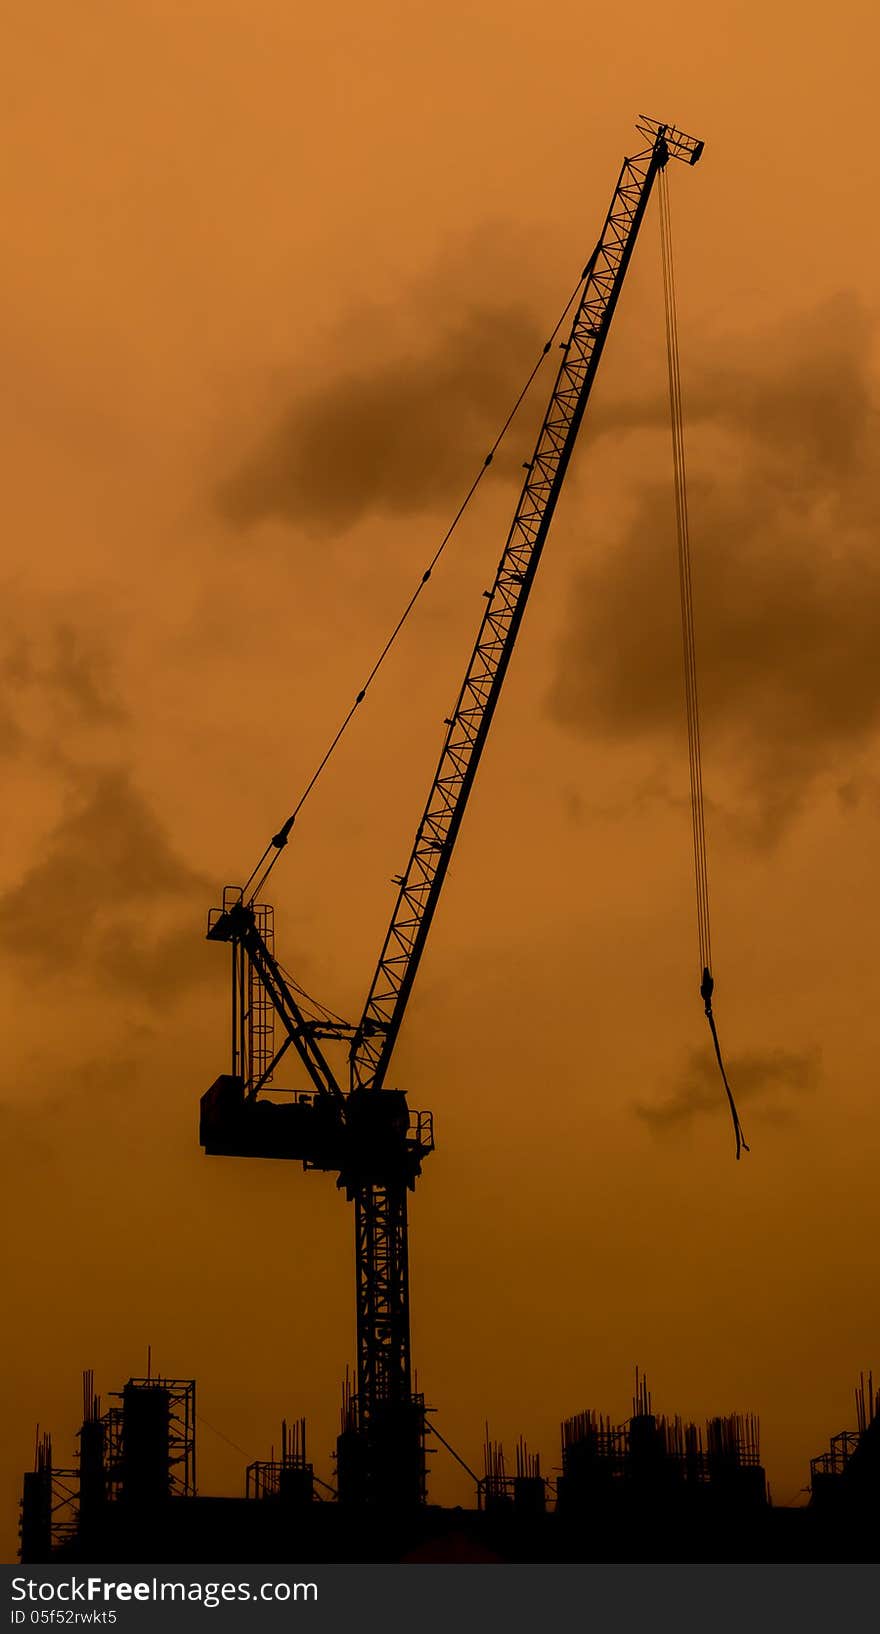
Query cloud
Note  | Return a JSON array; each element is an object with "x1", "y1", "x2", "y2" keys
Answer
[
  {"x1": 0, "y1": 604, "x2": 216, "y2": 1003},
  {"x1": 217, "y1": 296, "x2": 545, "y2": 534},
  {"x1": 0, "y1": 768, "x2": 212, "y2": 1001},
  {"x1": 635, "y1": 1045, "x2": 821, "y2": 1134},
  {"x1": 0, "y1": 613, "x2": 127, "y2": 769},
  {"x1": 547, "y1": 293, "x2": 880, "y2": 843},
  {"x1": 2, "y1": 619, "x2": 126, "y2": 719},
  {"x1": 44, "y1": 623, "x2": 126, "y2": 726}
]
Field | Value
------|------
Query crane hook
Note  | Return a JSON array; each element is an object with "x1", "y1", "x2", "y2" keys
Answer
[{"x1": 700, "y1": 967, "x2": 749, "y2": 1161}]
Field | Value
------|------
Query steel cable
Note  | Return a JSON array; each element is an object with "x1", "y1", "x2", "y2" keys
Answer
[{"x1": 658, "y1": 168, "x2": 748, "y2": 1161}]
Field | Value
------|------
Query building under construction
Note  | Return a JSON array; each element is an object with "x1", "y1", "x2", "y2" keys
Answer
[
  {"x1": 19, "y1": 1367, "x2": 879, "y2": 1563},
  {"x1": 810, "y1": 1372, "x2": 880, "y2": 1521}
]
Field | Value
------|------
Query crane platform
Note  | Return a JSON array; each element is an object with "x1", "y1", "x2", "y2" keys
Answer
[{"x1": 200, "y1": 1075, "x2": 434, "y2": 1192}]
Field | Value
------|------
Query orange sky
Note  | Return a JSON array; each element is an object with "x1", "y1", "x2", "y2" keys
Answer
[{"x1": 3, "y1": 0, "x2": 880, "y2": 1555}]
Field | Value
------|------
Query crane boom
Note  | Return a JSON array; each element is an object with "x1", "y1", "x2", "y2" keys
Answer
[{"x1": 351, "y1": 118, "x2": 702, "y2": 1094}]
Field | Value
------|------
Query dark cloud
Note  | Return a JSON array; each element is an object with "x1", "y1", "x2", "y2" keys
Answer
[
  {"x1": 561, "y1": 769, "x2": 689, "y2": 826},
  {"x1": 0, "y1": 769, "x2": 212, "y2": 1000},
  {"x1": 0, "y1": 606, "x2": 214, "y2": 1004},
  {"x1": 548, "y1": 294, "x2": 880, "y2": 843},
  {"x1": 45, "y1": 623, "x2": 126, "y2": 725},
  {"x1": 217, "y1": 301, "x2": 544, "y2": 533},
  {"x1": 635, "y1": 1045, "x2": 821, "y2": 1134},
  {"x1": 0, "y1": 615, "x2": 126, "y2": 766},
  {"x1": 3, "y1": 619, "x2": 125, "y2": 722}
]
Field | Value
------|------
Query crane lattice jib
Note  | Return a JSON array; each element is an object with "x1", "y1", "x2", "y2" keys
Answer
[{"x1": 351, "y1": 119, "x2": 702, "y2": 1093}]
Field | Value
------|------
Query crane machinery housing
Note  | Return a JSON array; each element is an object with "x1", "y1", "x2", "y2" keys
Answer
[{"x1": 199, "y1": 116, "x2": 704, "y2": 1510}]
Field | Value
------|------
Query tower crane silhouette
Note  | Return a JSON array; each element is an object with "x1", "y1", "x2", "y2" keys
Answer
[{"x1": 200, "y1": 116, "x2": 704, "y2": 1506}]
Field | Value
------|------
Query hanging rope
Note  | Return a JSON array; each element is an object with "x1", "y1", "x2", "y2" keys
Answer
[
  {"x1": 658, "y1": 168, "x2": 749, "y2": 1162},
  {"x1": 240, "y1": 263, "x2": 598, "y2": 904}
]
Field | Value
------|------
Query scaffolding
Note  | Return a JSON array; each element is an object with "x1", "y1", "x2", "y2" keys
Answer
[
  {"x1": 478, "y1": 1431, "x2": 548, "y2": 1514},
  {"x1": 20, "y1": 1433, "x2": 80, "y2": 1560},
  {"x1": 98, "y1": 1376, "x2": 196, "y2": 1504},
  {"x1": 246, "y1": 1416, "x2": 314, "y2": 1504},
  {"x1": 810, "y1": 1371, "x2": 879, "y2": 1506},
  {"x1": 558, "y1": 1373, "x2": 766, "y2": 1509}
]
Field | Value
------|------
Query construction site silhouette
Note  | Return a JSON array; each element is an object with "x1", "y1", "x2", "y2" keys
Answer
[
  {"x1": 15, "y1": 117, "x2": 880, "y2": 1568},
  {"x1": 19, "y1": 1367, "x2": 880, "y2": 1563}
]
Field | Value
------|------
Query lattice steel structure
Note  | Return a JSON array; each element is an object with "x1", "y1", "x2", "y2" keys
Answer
[
  {"x1": 202, "y1": 117, "x2": 703, "y2": 1506},
  {"x1": 48, "y1": 1467, "x2": 80, "y2": 1551},
  {"x1": 354, "y1": 1180, "x2": 410, "y2": 1413}
]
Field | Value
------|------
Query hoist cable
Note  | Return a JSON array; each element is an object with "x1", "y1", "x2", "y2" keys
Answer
[
  {"x1": 658, "y1": 168, "x2": 749, "y2": 1161},
  {"x1": 660, "y1": 174, "x2": 710, "y2": 970},
  {"x1": 241, "y1": 265, "x2": 595, "y2": 905}
]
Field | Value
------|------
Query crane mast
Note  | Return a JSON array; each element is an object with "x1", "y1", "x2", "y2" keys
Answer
[{"x1": 201, "y1": 116, "x2": 703, "y2": 1508}]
